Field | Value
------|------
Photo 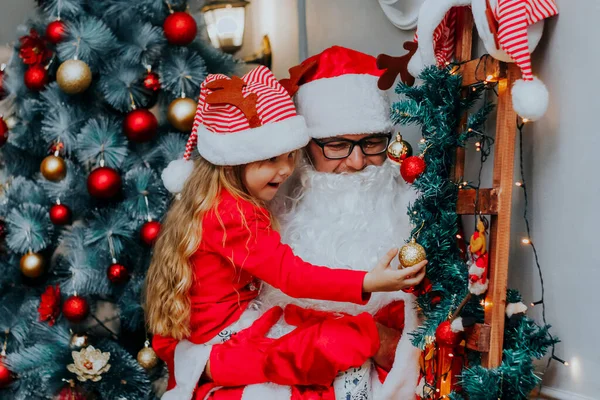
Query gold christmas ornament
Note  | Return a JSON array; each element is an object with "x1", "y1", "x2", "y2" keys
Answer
[
  {"x1": 56, "y1": 59, "x2": 92, "y2": 94},
  {"x1": 137, "y1": 341, "x2": 159, "y2": 370},
  {"x1": 20, "y1": 252, "x2": 45, "y2": 278},
  {"x1": 167, "y1": 97, "x2": 196, "y2": 132},
  {"x1": 67, "y1": 345, "x2": 111, "y2": 382},
  {"x1": 40, "y1": 154, "x2": 67, "y2": 181},
  {"x1": 70, "y1": 333, "x2": 89, "y2": 349},
  {"x1": 386, "y1": 133, "x2": 412, "y2": 165},
  {"x1": 399, "y1": 238, "x2": 427, "y2": 268}
]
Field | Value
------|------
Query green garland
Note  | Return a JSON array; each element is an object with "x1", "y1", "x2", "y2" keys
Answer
[{"x1": 392, "y1": 66, "x2": 557, "y2": 399}]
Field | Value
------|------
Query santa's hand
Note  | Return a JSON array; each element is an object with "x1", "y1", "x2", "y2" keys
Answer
[{"x1": 363, "y1": 248, "x2": 428, "y2": 292}]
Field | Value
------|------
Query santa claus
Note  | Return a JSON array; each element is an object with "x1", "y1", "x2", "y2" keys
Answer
[{"x1": 158, "y1": 47, "x2": 423, "y2": 400}]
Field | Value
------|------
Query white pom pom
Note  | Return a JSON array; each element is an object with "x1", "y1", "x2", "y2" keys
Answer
[
  {"x1": 512, "y1": 77, "x2": 549, "y2": 121},
  {"x1": 162, "y1": 159, "x2": 193, "y2": 194},
  {"x1": 451, "y1": 317, "x2": 464, "y2": 333}
]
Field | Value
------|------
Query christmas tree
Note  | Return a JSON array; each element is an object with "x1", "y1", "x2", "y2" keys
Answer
[{"x1": 0, "y1": 0, "x2": 237, "y2": 398}]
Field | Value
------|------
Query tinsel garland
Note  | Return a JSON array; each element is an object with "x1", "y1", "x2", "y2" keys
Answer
[{"x1": 392, "y1": 66, "x2": 557, "y2": 399}]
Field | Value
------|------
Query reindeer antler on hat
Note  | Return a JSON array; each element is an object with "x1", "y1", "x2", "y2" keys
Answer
[{"x1": 161, "y1": 66, "x2": 309, "y2": 194}]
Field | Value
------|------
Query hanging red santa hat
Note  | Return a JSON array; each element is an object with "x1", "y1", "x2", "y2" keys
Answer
[
  {"x1": 473, "y1": 0, "x2": 558, "y2": 121},
  {"x1": 280, "y1": 46, "x2": 393, "y2": 139},
  {"x1": 162, "y1": 66, "x2": 309, "y2": 193}
]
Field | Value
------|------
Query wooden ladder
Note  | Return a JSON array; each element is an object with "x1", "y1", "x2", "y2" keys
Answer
[{"x1": 438, "y1": 8, "x2": 520, "y2": 396}]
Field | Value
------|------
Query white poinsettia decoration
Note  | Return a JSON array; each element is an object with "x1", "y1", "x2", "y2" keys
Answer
[{"x1": 67, "y1": 345, "x2": 111, "y2": 382}]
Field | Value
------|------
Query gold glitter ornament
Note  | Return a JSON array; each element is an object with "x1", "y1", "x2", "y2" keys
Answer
[
  {"x1": 167, "y1": 97, "x2": 196, "y2": 132},
  {"x1": 56, "y1": 59, "x2": 92, "y2": 94},
  {"x1": 399, "y1": 238, "x2": 426, "y2": 268},
  {"x1": 136, "y1": 341, "x2": 159, "y2": 370},
  {"x1": 40, "y1": 154, "x2": 67, "y2": 181},
  {"x1": 67, "y1": 345, "x2": 111, "y2": 382},
  {"x1": 386, "y1": 133, "x2": 412, "y2": 165},
  {"x1": 20, "y1": 252, "x2": 45, "y2": 278}
]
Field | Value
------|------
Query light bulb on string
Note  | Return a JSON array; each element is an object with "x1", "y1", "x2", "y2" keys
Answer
[
  {"x1": 515, "y1": 181, "x2": 523, "y2": 187},
  {"x1": 522, "y1": 238, "x2": 531, "y2": 245},
  {"x1": 552, "y1": 355, "x2": 569, "y2": 366},
  {"x1": 530, "y1": 299, "x2": 543, "y2": 307}
]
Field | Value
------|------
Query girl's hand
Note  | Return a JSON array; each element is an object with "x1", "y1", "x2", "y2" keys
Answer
[{"x1": 363, "y1": 248, "x2": 427, "y2": 293}]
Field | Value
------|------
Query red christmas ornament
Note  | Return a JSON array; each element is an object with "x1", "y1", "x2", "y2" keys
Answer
[
  {"x1": 123, "y1": 109, "x2": 158, "y2": 143},
  {"x1": 0, "y1": 118, "x2": 8, "y2": 148},
  {"x1": 87, "y1": 167, "x2": 122, "y2": 199},
  {"x1": 62, "y1": 295, "x2": 89, "y2": 322},
  {"x1": 163, "y1": 12, "x2": 197, "y2": 46},
  {"x1": 435, "y1": 320, "x2": 462, "y2": 348},
  {"x1": 56, "y1": 385, "x2": 86, "y2": 400},
  {"x1": 46, "y1": 20, "x2": 67, "y2": 44},
  {"x1": 19, "y1": 29, "x2": 52, "y2": 65},
  {"x1": 50, "y1": 203, "x2": 71, "y2": 225},
  {"x1": 24, "y1": 64, "x2": 48, "y2": 91},
  {"x1": 140, "y1": 220, "x2": 161, "y2": 246},
  {"x1": 38, "y1": 284, "x2": 61, "y2": 326},
  {"x1": 107, "y1": 263, "x2": 129, "y2": 284},
  {"x1": 0, "y1": 358, "x2": 12, "y2": 388},
  {"x1": 143, "y1": 71, "x2": 161, "y2": 91},
  {"x1": 400, "y1": 155, "x2": 426, "y2": 183},
  {"x1": 0, "y1": 68, "x2": 7, "y2": 101}
]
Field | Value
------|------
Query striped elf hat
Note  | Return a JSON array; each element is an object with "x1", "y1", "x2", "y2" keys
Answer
[
  {"x1": 473, "y1": 0, "x2": 558, "y2": 121},
  {"x1": 161, "y1": 66, "x2": 309, "y2": 193}
]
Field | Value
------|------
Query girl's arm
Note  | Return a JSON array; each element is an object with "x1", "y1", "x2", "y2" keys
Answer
[{"x1": 205, "y1": 203, "x2": 369, "y2": 305}]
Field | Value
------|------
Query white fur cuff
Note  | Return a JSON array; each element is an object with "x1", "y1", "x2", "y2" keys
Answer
[{"x1": 161, "y1": 340, "x2": 213, "y2": 400}]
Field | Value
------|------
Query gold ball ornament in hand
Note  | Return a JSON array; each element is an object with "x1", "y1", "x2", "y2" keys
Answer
[
  {"x1": 20, "y1": 252, "x2": 45, "y2": 278},
  {"x1": 167, "y1": 97, "x2": 197, "y2": 132},
  {"x1": 137, "y1": 343, "x2": 159, "y2": 370},
  {"x1": 386, "y1": 133, "x2": 413, "y2": 165},
  {"x1": 56, "y1": 59, "x2": 92, "y2": 94},
  {"x1": 41, "y1": 154, "x2": 67, "y2": 181},
  {"x1": 399, "y1": 238, "x2": 426, "y2": 268}
]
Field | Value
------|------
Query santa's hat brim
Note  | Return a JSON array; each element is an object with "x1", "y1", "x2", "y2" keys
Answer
[
  {"x1": 196, "y1": 115, "x2": 309, "y2": 166},
  {"x1": 295, "y1": 74, "x2": 393, "y2": 139}
]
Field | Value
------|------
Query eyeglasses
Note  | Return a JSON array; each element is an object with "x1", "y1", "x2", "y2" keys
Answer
[{"x1": 312, "y1": 133, "x2": 392, "y2": 160}]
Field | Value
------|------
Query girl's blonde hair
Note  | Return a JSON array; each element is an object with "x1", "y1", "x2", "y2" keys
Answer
[{"x1": 144, "y1": 157, "x2": 259, "y2": 339}]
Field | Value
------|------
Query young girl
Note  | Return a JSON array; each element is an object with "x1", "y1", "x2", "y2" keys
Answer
[{"x1": 144, "y1": 66, "x2": 426, "y2": 400}]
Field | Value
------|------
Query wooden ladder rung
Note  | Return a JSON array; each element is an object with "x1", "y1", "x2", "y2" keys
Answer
[
  {"x1": 455, "y1": 57, "x2": 506, "y2": 87},
  {"x1": 457, "y1": 188, "x2": 498, "y2": 215}
]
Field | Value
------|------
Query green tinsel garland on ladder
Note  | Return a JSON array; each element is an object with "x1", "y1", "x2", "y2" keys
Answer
[{"x1": 392, "y1": 66, "x2": 558, "y2": 399}]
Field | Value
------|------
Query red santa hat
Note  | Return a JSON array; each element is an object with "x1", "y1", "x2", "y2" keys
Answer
[
  {"x1": 162, "y1": 66, "x2": 309, "y2": 193},
  {"x1": 281, "y1": 46, "x2": 393, "y2": 139},
  {"x1": 473, "y1": 0, "x2": 558, "y2": 121}
]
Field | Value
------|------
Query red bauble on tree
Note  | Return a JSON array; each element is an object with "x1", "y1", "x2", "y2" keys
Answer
[
  {"x1": 163, "y1": 12, "x2": 197, "y2": 45},
  {"x1": 0, "y1": 118, "x2": 8, "y2": 148},
  {"x1": 46, "y1": 20, "x2": 67, "y2": 44},
  {"x1": 19, "y1": 29, "x2": 51, "y2": 65},
  {"x1": 435, "y1": 320, "x2": 462, "y2": 348},
  {"x1": 50, "y1": 203, "x2": 71, "y2": 225},
  {"x1": 140, "y1": 220, "x2": 161, "y2": 246},
  {"x1": 62, "y1": 295, "x2": 89, "y2": 322},
  {"x1": 107, "y1": 263, "x2": 129, "y2": 284},
  {"x1": 24, "y1": 64, "x2": 48, "y2": 91},
  {"x1": 0, "y1": 358, "x2": 12, "y2": 388},
  {"x1": 400, "y1": 155, "x2": 426, "y2": 183},
  {"x1": 123, "y1": 109, "x2": 158, "y2": 143},
  {"x1": 56, "y1": 385, "x2": 86, "y2": 400},
  {"x1": 143, "y1": 71, "x2": 161, "y2": 91},
  {"x1": 88, "y1": 167, "x2": 122, "y2": 199}
]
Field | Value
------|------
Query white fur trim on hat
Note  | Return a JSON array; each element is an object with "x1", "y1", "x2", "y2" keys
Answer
[
  {"x1": 196, "y1": 115, "x2": 309, "y2": 166},
  {"x1": 408, "y1": 0, "x2": 472, "y2": 77},
  {"x1": 161, "y1": 158, "x2": 194, "y2": 194},
  {"x1": 512, "y1": 77, "x2": 549, "y2": 121},
  {"x1": 295, "y1": 74, "x2": 393, "y2": 139}
]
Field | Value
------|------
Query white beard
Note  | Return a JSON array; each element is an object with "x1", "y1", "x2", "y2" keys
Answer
[{"x1": 256, "y1": 160, "x2": 419, "y2": 336}]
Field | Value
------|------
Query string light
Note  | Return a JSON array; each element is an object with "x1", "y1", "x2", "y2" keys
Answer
[
  {"x1": 521, "y1": 238, "x2": 531, "y2": 245},
  {"x1": 448, "y1": 353, "x2": 454, "y2": 357},
  {"x1": 486, "y1": 74, "x2": 494, "y2": 81},
  {"x1": 522, "y1": 118, "x2": 530, "y2": 124},
  {"x1": 456, "y1": 234, "x2": 462, "y2": 239},
  {"x1": 420, "y1": 138, "x2": 426, "y2": 144},
  {"x1": 552, "y1": 356, "x2": 569, "y2": 366},
  {"x1": 515, "y1": 181, "x2": 523, "y2": 187},
  {"x1": 530, "y1": 299, "x2": 543, "y2": 307}
]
